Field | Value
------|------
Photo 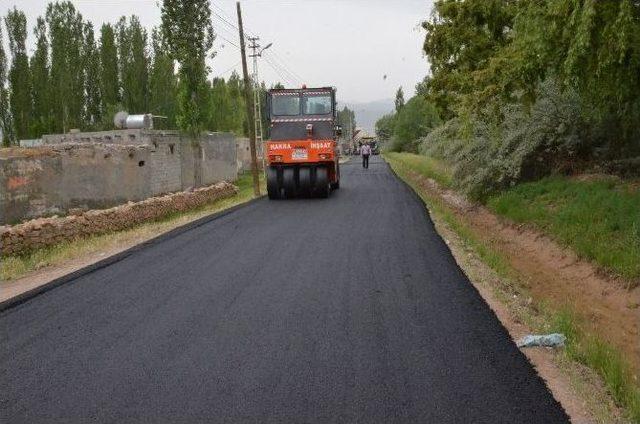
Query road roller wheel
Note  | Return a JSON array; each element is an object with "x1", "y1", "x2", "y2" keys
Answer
[
  {"x1": 315, "y1": 167, "x2": 330, "y2": 198},
  {"x1": 266, "y1": 167, "x2": 280, "y2": 200},
  {"x1": 282, "y1": 167, "x2": 296, "y2": 198},
  {"x1": 298, "y1": 167, "x2": 312, "y2": 197}
]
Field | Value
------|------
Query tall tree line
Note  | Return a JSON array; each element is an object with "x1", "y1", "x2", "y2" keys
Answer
[
  {"x1": 0, "y1": 1, "x2": 270, "y2": 145},
  {"x1": 421, "y1": 0, "x2": 640, "y2": 155}
]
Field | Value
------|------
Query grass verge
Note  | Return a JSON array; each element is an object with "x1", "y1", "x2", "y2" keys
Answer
[
  {"x1": 385, "y1": 151, "x2": 454, "y2": 188},
  {"x1": 487, "y1": 176, "x2": 640, "y2": 284},
  {"x1": 554, "y1": 309, "x2": 640, "y2": 422},
  {"x1": 385, "y1": 152, "x2": 640, "y2": 423},
  {"x1": 1, "y1": 173, "x2": 265, "y2": 282}
]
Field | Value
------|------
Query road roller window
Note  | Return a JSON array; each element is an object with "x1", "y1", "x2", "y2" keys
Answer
[
  {"x1": 272, "y1": 94, "x2": 301, "y2": 116},
  {"x1": 303, "y1": 94, "x2": 332, "y2": 115}
]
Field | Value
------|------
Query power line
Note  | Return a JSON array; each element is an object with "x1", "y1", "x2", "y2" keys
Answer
[
  {"x1": 210, "y1": 3, "x2": 303, "y2": 86},
  {"x1": 211, "y1": 10, "x2": 242, "y2": 35},
  {"x1": 263, "y1": 55, "x2": 296, "y2": 86},
  {"x1": 212, "y1": 61, "x2": 242, "y2": 79},
  {"x1": 263, "y1": 54, "x2": 299, "y2": 86},
  {"x1": 267, "y1": 49, "x2": 304, "y2": 82},
  {"x1": 211, "y1": 2, "x2": 257, "y2": 39},
  {"x1": 216, "y1": 34, "x2": 240, "y2": 50},
  {"x1": 262, "y1": 53, "x2": 297, "y2": 83}
]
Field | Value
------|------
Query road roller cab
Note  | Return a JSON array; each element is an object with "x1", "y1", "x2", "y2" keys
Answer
[{"x1": 266, "y1": 87, "x2": 341, "y2": 199}]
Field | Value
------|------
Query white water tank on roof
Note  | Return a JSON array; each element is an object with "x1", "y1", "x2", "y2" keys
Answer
[{"x1": 113, "y1": 112, "x2": 153, "y2": 130}]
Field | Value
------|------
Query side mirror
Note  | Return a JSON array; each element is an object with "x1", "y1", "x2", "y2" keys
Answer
[{"x1": 335, "y1": 125, "x2": 343, "y2": 136}]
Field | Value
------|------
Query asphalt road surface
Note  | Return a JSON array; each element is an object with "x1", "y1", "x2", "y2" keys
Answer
[{"x1": 1, "y1": 156, "x2": 569, "y2": 423}]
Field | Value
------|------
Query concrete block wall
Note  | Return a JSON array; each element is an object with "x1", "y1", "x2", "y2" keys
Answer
[
  {"x1": 0, "y1": 130, "x2": 238, "y2": 225},
  {"x1": 236, "y1": 137, "x2": 264, "y2": 172},
  {"x1": 200, "y1": 133, "x2": 238, "y2": 185}
]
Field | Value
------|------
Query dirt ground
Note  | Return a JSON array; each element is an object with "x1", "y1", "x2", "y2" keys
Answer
[{"x1": 414, "y1": 173, "x2": 640, "y2": 375}]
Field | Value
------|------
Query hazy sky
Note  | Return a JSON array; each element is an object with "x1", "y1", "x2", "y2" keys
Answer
[{"x1": 3, "y1": 0, "x2": 433, "y2": 103}]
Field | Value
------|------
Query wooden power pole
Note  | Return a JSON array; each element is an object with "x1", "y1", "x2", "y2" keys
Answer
[{"x1": 237, "y1": 1, "x2": 261, "y2": 197}]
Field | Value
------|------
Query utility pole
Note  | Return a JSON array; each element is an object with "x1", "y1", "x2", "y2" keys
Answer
[
  {"x1": 248, "y1": 37, "x2": 263, "y2": 145},
  {"x1": 248, "y1": 36, "x2": 272, "y2": 173},
  {"x1": 236, "y1": 2, "x2": 260, "y2": 197}
]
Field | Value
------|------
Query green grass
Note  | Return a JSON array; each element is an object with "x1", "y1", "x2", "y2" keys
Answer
[
  {"x1": 554, "y1": 308, "x2": 640, "y2": 422},
  {"x1": 487, "y1": 176, "x2": 640, "y2": 283},
  {"x1": 386, "y1": 153, "x2": 640, "y2": 423},
  {"x1": 385, "y1": 152, "x2": 453, "y2": 188},
  {"x1": 1, "y1": 173, "x2": 264, "y2": 282}
]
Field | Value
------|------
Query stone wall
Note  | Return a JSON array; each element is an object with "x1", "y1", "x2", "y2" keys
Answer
[
  {"x1": 0, "y1": 130, "x2": 238, "y2": 225},
  {"x1": 0, "y1": 182, "x2": 238, "y2": 256}
]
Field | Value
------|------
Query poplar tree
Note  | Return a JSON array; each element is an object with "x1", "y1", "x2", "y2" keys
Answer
[
  {"x1": 161, "y1": 0, "x2": 215, "y2": 136},
  {"x1": 208, "y1": 77, "x2": 231, "y2": 131},
  {"x1": 46, "y1": 1, "x2": 85, "y2": 133},
  {"x1": 117, "y1": 16, "x2": 149, "y2": 114},
  {"x1": 5, "y1": 7, "x2": 32, "y2": 140},
  {"x1": 83, "y1": 22, "x2": 101, "y2": 127},
  {"x1": 30, "y1": 17, "x2": 52, "y2": 137},
  {"x1": 0, "y1": 25, "x2": 12, "y2": 145},
  {"x1": 394, "y1": 87, "x2": 405, "y2": 113},
  {"x1": 149, "y1": 27, "x2": 177, "y2": 129},
  {"x1": 99, "y1": 23, "x2": 119, "y2": 113},
  {"x1": 227, "y1": 71, "x2": 247, "y2": 135}
]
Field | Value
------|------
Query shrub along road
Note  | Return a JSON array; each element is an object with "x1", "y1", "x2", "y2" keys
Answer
[{"x1": 0, "y1": 156, "x2": 568, "y2": 423}]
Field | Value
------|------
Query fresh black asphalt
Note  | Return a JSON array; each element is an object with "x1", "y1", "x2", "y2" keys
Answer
[{"x1": 1, "y1": 156, "x2": 569, "y2": 423}]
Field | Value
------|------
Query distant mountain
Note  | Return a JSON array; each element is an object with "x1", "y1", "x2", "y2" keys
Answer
[{"x1": 338, "y1": 99, "x2": 395, "y2": 136}]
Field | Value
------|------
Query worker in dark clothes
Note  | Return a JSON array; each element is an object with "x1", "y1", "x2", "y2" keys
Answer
[{"x1": 361, "y1": 142, "x2": 371, "y2": 169}]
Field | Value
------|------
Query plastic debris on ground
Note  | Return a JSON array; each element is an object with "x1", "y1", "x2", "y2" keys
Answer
[{"x1": 517, "y1": 333, "x2": 566, "y2": 348}]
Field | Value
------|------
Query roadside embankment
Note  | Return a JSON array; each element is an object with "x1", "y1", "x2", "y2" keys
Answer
[
  {"x1": 1, "y1": 181, "x2": 238, "y2": 257},
  {"x1": 385, "y1": 152, "x2": 640, "y2": 423}
]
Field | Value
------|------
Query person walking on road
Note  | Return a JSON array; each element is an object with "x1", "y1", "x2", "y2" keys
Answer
[{"x1": 361, "y1": 142, "x2": 371, "y2": 169}]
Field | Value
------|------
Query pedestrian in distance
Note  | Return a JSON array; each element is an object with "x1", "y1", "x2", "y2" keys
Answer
[{"x1": 361, "y1": 142, "x2": 371, "y2": 169}]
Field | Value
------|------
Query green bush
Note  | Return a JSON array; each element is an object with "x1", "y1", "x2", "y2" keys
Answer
[
  {"x1": 421, "y1": 79, "x2": 589, "y2": 199},
  {"x1": 388, "y1": 95, "x2": 441, "y2": 153}
]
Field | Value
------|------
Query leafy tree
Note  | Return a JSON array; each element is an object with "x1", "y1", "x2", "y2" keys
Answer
[
  {"x1": 5, "y1": 7, "x2": 32, "y2": 140},
  {"x1": 161, "y1": 0, "x2": 215, "y2": 136},
  {"x1": 422, "y1": 0, "x2": 515, "y2": 118},
  {"x1": 375, "y1": 113, "x2": 395, "y2": 142},
  {"x1": 117, "y1": 16, "x2": 149, "y2": 114},
  {"x1": 392, "y1": 95, "x2": 441, "y2": 153},
  {"x1": 208, "y1": 77, "x2": 231, "y2": 131},
  {"x1": 423, "y1": 0, "x2": 640, "y2": 153},
  {"x1": 337, "y1": 106, "x2": 356, "y2": 139},
  {"x1": 149, "y1": 27, "x2": 177, "y2": 129},
  {"x1": 394, "y1": 86, "x2": 405, "y2": 112},
  {"x1": 46, "y1": 1, "x2": 85, "y2": 133},
  {"x1": 506, "y1": 0, "x2": 640, "y2": 150},
  {"x1": 30, "y1": 17, "x2": 52, "y2": 137},
  {"x1": 0, "y1": 25, "x2": 12, "y2": 145},
  {"x1": 83, "y1": 22, "x2": 101, "y2": 127},
  {"x1": 226, "y1": 71, "x2": 247, "y2": 135},
  {"x1": 99, "y1": 23, "x2": 119, "y2": 117}
]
